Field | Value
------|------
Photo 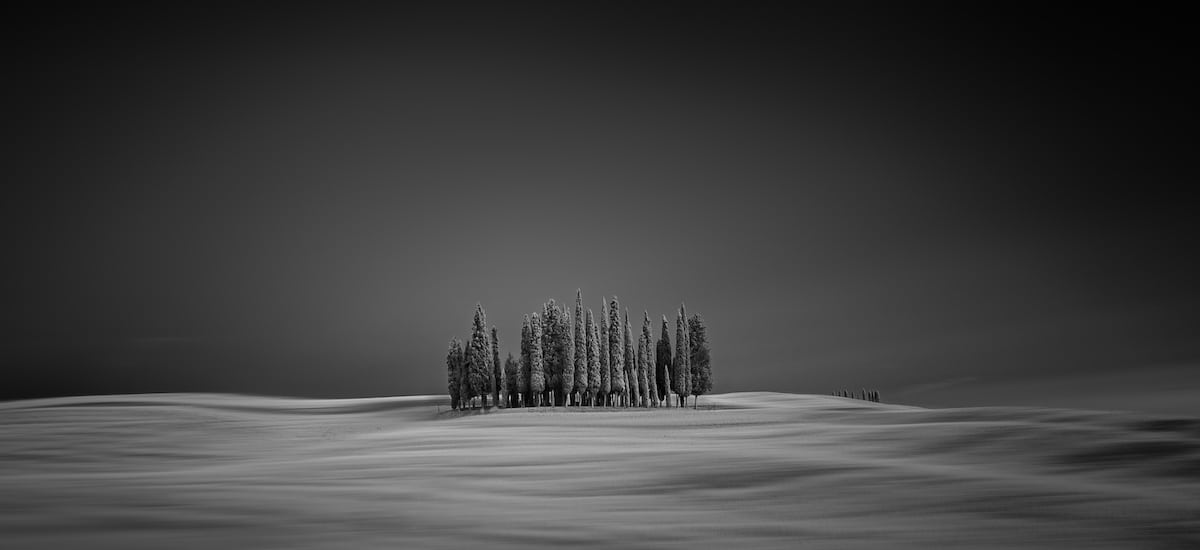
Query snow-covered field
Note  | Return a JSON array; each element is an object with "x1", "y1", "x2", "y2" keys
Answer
[{"x1": 1, "y1": 392, "x2": 1197, "y2": 549}]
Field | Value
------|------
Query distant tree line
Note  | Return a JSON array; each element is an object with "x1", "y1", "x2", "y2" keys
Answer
[
  {"x1": 447, "y1": 290, "x2": 713, "y2": 410},
  {"x1": 834, "y1": 388, "x2": 881, "y2": 403}
]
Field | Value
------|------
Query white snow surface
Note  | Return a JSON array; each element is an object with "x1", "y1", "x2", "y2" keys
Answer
[{"x1": 1, "y1": 392, "x2": 1197, "y2": 549}]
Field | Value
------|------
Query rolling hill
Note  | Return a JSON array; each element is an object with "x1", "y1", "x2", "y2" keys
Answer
[{"x1": 1, "y1": 392, "x2": 1196, "y2": 548}]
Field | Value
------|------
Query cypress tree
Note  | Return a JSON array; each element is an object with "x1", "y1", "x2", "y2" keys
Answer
[
  {"x1": 609, "y1": 297, "x2": 625, "y2": 405},
  {"x1": 485, "y1": 307, "x2": 496, "y2": 408},
  {"x1": 542, "y1": 301, "x2": 560, "y2": 406},
  {"x1": 599, "y1": 298, "x2": 610, "y2": 404},
  {"x1": 624, "y1": 310, "x2": 635, "y2": 407},
  {"x1": 529, "y1": 312, "x2": 546, "y2": 406},
  {"x1": 573, "y1": 290, "x2": 587, "y2": 405},
  {"x1": 657, "y1": 315, "x2": 672, "y2": 407},
  {"x1": 643, "y1": 311, "x2": 658, "y2": 407},
  {"x1": 638, "y1": 333, "x2": 648, "y2": 405},
  {"x1": 685, "y1": 307, "x2": 694, "y2": 405},
  {"x1": 673, "y1": 306, "x2": 690, "y2": 408},
  {"x1": 483, "y1": 327, "x2": 493, "y2": 408},
  {"x1": 586, "y1": 309, "x2": 601, "y2": 406},
  {"x1": 467, "y1": 304, "x2": 491, "y2": 408},
  {"x1": 491, "y1": 326, "x2": 502, "y2": 408},
  {"x1": 560, "y1": 305, "x2": 571, "y2": 403},
  {"x1": 503, "y1": 353, "x2": 518, "y2": 408},
  {"x1": 519, "y1": 315, "x2": 531, "y2": 407},
  {"x1": 688, "y1": 313, "x2": 712, "y2": 408},
  {"x1": 446, "y1": 338, "x2": 463, "y2": 410},
  {"x1": 560, "y1": 304, "x2": 575, "y2": 406},
  {"x1": 637, "y1": 331, "x2": 649, "y2": 407}
]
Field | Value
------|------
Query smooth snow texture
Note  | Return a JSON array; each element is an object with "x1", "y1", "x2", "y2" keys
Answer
[{"x1": 1, "y1": 392, "x2": 1197, "y2": 549}]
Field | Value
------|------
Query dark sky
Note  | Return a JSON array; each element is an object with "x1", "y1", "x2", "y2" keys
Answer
[{"x1": 5, "y1": 3, "x2": 1198, "y2": 413}]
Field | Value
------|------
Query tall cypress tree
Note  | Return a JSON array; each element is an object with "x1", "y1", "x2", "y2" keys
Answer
[
  {"x1": 573, "y1": 290, "x2": 587, "y2": 405},
  {"x1": 608, "y1": 297, "x2": 625, "y2": 405},
  {"x1": 637, "y1": 331, "x2": 649, "y2": 408},
  {"x1": 491, "y1": 326, "x2": 502, "y2": 408},
  {"x1": 638, "y1": 333, "x2": 648, "y2": 405},
  {"x1": 673, "y1": 306, "x2": 691, "y2": 408},
  {"x1": 446, "y1": 338, "x2": 462, "y2": 410},
  {"x1": 529, "y1": 312, "x2": 545, "y2": 406},
  {"x1": 483, "y1": 327, "x2": 493, "y2": 408},
  {"x1": 599, "y1": 298, "x2": 610, "y2": 405},
  {"x1": 520, "y1": 315, "x2": 532, "y2": 407},
  {"x1": 682, "y1": 305, "x2": 693, "y2": 407},
  {"x1": 643, "y1": 311, "x2": 658, "y2": 407},
  {"x1": 624, "y1": 309, "x2": 635, "y2": 407},
  {"x1": 657, "y1": 315, "x2": 673, "y2": 407},
  {"x1": 560, "y1": 304, "x2": 575, "y2": 406},
  {"x1": 467, "y1": 304, "x2": 491, "y2": 408},
  {"x1": 586, "y1": 309, "x2": 601, "y2": 406},
  {"x1": 542, "y1": 301, "x2": 560, "y2": 406},
  {"x1": 688, "y1": 313, "x2": 712, "y2": 408}
]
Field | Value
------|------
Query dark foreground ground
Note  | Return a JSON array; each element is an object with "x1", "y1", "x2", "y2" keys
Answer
[{"x1": 1, "y1": 392, "x2": 1197, "y2": 549}]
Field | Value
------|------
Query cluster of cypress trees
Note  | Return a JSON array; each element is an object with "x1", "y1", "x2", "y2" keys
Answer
[
  {"x1": 834, "y1": 389, "x2": 882, "y2": 402},
  {"x1": 445, "y1": 304, "x2": 498, "y2": 410},
  {"x1": 446, "y1": 290, "x2": 713, "y2": 410}
]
